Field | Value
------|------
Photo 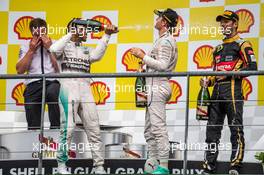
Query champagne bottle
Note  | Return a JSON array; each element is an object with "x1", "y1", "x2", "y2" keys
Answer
[
  {"x1": 72, "y1": 19, "x2": 106, "y2": 31},
  {"x1": 72, "y1": 19, "x2": 118, "y2": 32},
  {"x1": 135, "y1": 61, "x2": 147, "y2": 108},
  {"x1": 196, "y1": 77, "x2": 210, "y2": 120}
]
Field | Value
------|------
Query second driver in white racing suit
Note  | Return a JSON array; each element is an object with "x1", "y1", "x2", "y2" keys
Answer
[{"x1": 50, "y1": 19, "x2": 118, "y2": 174}]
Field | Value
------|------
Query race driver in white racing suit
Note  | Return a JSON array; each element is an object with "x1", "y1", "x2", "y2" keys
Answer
[
  {"x1": 131, "y1": 8, "x2": 178, "y2": 174},
  {"x1": 49, "y1": 19, "x2": 118, "y2": 174}
]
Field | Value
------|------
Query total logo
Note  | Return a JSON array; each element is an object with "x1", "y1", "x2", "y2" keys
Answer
[
  {"x1": 11, "y1": 82, "x2": 26, "y2": 106},
  {"x1": 235, "y1": 9, "x2": 254, "y2": 34},
  {"x1": 90, "y1": 81, "x2": 110, "y2": 105},
  {"x1": 122, "y1": 48, "x2": 145, "y2": 72},
  {"x1": 13, "y1": 16, "x2": 34, "y2": 40},
  {"x1": 167, "y1": 80, "x2": 182, "y2": 104},
  {"x1": 216, "y1": 64, "x2": 232, "y2": 71},
  {"x1": 91, "y1": 15, "x2": 112, "y2": 39},
  {"x1": 193, "y1": 45, "x2": 214, "y2": 69}
]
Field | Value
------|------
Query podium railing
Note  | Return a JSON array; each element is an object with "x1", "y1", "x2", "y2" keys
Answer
[{"x1": 0, "y1": 70, "x2": 264, "y2": 175}]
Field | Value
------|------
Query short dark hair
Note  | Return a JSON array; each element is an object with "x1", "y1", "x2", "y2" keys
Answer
[{"x1": 29, "y1": 18, "x2": 47, "y2": 32}]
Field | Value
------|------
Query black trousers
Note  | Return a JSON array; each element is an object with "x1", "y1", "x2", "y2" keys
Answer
[
  {"x1": 203, "y1": 79, "x2": 245, "y2": 171},
  {"x1": 23, "y1": 80, "x2": 60, "y2": 130}
]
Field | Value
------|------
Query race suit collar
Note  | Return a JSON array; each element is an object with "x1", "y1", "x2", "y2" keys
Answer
[
  {"x1": 159, "y1": 30, "x2": 169, "y2": 38},
  {"x1": 69, "y1": 40, "x2": 81, "y2": 46},
  {"x1": 223, "y1": 34, "x2": 240, "y2": 43}
]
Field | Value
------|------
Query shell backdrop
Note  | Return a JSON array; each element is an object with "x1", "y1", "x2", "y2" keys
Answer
[{"x1": 0, "y1": 0, "x2": 263, "y2": 111}]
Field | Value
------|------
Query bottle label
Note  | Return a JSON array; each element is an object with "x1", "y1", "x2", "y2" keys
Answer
[
  {"x1": 136, "y1": 92, "x2": 147, "y2": 107},
  {"x1": 197, "y1": 105, "x2": 208, "y2": 116},
  {"x1": 196, "y1": 105, "x2": 209, "y2": 120},
  {"x1": 135, "y1": 76, "x2": 147, "y2": 108}
]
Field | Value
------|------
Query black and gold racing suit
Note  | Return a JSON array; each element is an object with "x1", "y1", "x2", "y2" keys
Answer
[{"x1": 203, "y1": 34, "x2": 257, "y2": 172}]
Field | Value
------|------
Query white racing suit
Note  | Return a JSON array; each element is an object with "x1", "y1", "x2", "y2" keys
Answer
[
  {"x1": 143, "y1": 31, "x2": 177, "y2": 163},
  {"x1": 50, "y1": 33, "x2": 111, "y2": 167}
]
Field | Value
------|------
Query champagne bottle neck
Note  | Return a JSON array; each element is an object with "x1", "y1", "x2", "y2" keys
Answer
[
  {"x1": 73, "y1": 19, "x2": 104, "y2": 30},
  {"x1": 138, "y1": 61, "x2": 143, "y2": 72}
]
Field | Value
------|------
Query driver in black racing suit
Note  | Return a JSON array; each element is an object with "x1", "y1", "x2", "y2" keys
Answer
[{"x1": 201, "y1": 10, "x2": 257, "y2": 175}]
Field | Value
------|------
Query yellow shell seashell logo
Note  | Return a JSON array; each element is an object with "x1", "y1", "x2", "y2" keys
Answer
[
  {"x1": 91, "y1": 81, "x2": 110, "y2": 105},
  {"x1": 12, "y1": 82, "x2": 26, "y2": 106},
  {"x1": 172, "y1": 15, "x2": 184, "y2": 37},
  {"x1": 91, "y1": 15, "x2": 112, "y2": 39},
  {"x1": 236, "y1": 9, "x2": 254, "y2": 34},
  {"x1": 167, "y1": 80, "x2": 182, "y2": 104},
  {"x1": 242, "y1": 78, "x2": 252, "y2": 100},
  {"x1": 14, "y1": 16, "x2": 34, "y2": 40},
  {"x1": 193, "y1": 45, "x2": 214, "y2": 69},
  {"x1": 122, "y1": 48, "x2": 145, "y2": 72}
]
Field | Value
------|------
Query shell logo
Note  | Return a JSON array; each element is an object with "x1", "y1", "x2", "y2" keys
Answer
[
  {"x1": 193, "y1": 45, "x2": 214, "y2": 69},
  {"x1": 11, "y1": 82, "x2": 26, "y2": 106},
  {"x1": 172, "y1": 15, "x2": 184, "y2": 37},
  {"x1": 122, "y1": 48, "x2": 145, "y2": 72},
  {"x1": 167, "y1": 80, "x2": 182, "y2": 104},
  {"x1": 14, "y1": 16, "x2": 34, "y2": 40},
  {"x1": 242, "y1": 78, "x2": 252, "y2": 100},
  {"x1": 91, "y1": 81, "x2": 110, "y2": 105},
  {"x1": 91, "y1": 15, "x2": 112, "y2": 39},
  {"x1": 236, "y1": 9, "x2": 254, "y2": 34}
]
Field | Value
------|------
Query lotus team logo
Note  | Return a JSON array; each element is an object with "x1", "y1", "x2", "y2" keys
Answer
[
  {"x1": 11, "y1": 82, "x2": 26, "y2": 106},
  {"x1": 172, "y1": 15, "x2": 184, "y2": 37},
  {"x1": 14, "y1": 16, "x2": 34, "y2": 40},
  {"x1": 167, "y1": 80, "x2": 182, "y2": 104},
  {"x1": 193, "y1": 45, "x2": 214, "y2": 69},
  {"x1": 122, "y1": 48, "x2": 145, "y2": 72},
  {"x1": 242, "y1": 78, "x2": 252, "y2": 100},
  {"x1": 236, "y1": 9, "x2": 254, "y2": 34},
  {"x1": 91, "y1": 81, "x2": 110, "y2": 105},
  {"x1": 91, "y1": 15, "x2": 112, "y2": 39}
]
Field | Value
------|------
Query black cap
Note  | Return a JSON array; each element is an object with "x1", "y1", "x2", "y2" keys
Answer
[
  {"x1": 154, "y1": 8, "x2": 178, "y2": 27},
  {"x1": 216, "y1": 10, "x2": 239, "y2": 22}
]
